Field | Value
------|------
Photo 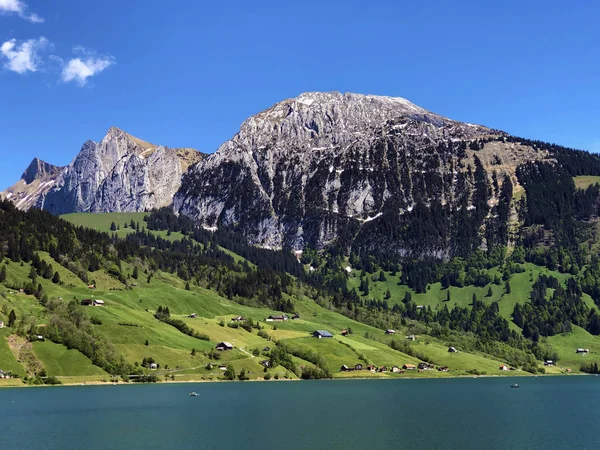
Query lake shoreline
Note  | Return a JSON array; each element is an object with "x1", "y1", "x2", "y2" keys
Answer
[{"x1": 2, "y1": 371, "x2": 586, "y2": 389}]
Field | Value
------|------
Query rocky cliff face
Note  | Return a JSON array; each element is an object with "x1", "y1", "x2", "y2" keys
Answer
[
  {"x1": 2, "y1": 127, "x2": 203, "y2": 214},
  {"x1": 175, "y1": 92, "x2": 551, "y2": 256}
]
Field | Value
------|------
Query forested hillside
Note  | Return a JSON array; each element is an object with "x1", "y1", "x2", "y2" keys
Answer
[{"x1": 4, "y1": 169, "x2": 600, "y2": 385}]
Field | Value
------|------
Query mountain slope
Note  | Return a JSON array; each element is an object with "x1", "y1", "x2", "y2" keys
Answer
[
  {"x1": 175, "y1": 91, "x2": 552, "y2": 256},
  {"x1": 2, "y1": 127, "x2": 203, "y2": 214}
]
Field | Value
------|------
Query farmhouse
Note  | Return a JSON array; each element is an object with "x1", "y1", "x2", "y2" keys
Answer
[
  {"x1": 36, "y1": 335, "x2": 44, "y2": 341},
  {"x1": 266, "y1": 314, "x2": 288, "y2": 322},
  {"x1": 366, "y1": 364, "x2": 376, "y2": 372},
  {"x1": 341, "y1": 330, "x2": 349, "y2": 336},
  {"x1": 0, "y1": 321, "x2": 4, "y2": 328},
  {"x1": 418, "y1": 362, "x2": 434, "y2": 370},
  {"x1": 231, "y1": 316, "x2": 245, "y2": 322},
  {"x1": 260, "y1": 360, "x2": 271, "y2": 368},
  {"x1": 189, "y1": 313, "x2": 198, "y2": 319},
  {"x1": 88, "y1": 284, "x2": 95, "y2": 289},
  {"x1": 355, "y1": 364, "x2": 363, "y2": 371},
  {"x1": 448, "y1": 347, "x2": 458, "y2": 353},
  {"x1": 385, "y1": 329, "x2": 395, "y2": 335},
  {"x1": 544, "y1": 360, "x2": 554, "y2": 366},
  {"x1": 392, "y1": 366, "x2": 404, "y2": 373},
  {"x1": 312, "y1": 330, "x2": 333, "y2": 339},
  {"x1": 406, "y1": 335, "x2": 416, "y2": 341},
  {"x1": 438, "y1": 366, "x2": 449, "y2": 372},
  {"x1": 403, "y1": 364, "x2": 416, "y2": 370},
  {"x1": 218, "y1": 364, "x2": 227, "y2": 370},
  {"x1": 379, "y1": 366, "x2": 388, "y2": 372},
  {"x1": 576, "y1": 348, "x2": 590, "y2": 354},
  {"x1": 263, "y1": 346, "x2": 271, "y2": 352},
  {"x1": 216, "y1": 342, "x2": 234, "y2": 351},
  {"x1": 149, "y1": 363, "x2": 158, "y2": 370},
  {"x1": 292, "y1": 313, "x2": 300, "y2": 320},
  {"x1": 499, "y1": 364, "x2": 510, "y2": 371},
  {"x1": 80, "y1": 299, "x2": 93, "y2": 306},
  {"x1": 340, "y1": 365, "x2": 354, "y2": 372},
  {"x1": 93, "y1": 299, "x2": 105, "y2": 306}
]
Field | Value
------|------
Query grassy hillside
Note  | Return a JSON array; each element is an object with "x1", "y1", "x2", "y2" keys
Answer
[
  {"x1": 61, "y1": 212, "x2": 187, "y2": 242},
  {"x1": 3, "y1": 208, "x2": 600, "y2": 385},
  {"x1": 573, "y1": 176, "x2": 600, "y2": 190},
  {"x1": 0, "y1": 249, "x2": 526, "y2": 384},
  {"x1": 346, "y1": 263, "x2": 574, "y2": 321}
]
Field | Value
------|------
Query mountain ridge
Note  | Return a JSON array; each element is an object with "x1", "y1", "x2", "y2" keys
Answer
[{"x1": 2, "y1": 127, "x2": 203, "y2": 214}]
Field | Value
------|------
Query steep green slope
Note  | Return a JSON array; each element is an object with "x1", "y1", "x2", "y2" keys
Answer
[{"x1": 0, "y1": 252, "x2": 519, "y2": 383}]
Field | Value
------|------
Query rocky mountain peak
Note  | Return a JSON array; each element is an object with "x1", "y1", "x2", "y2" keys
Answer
[
  {"x1": 3, "y1": 128, "x2": 202, "y2": 214},
  {"x1": 234, "y1": 91, "x2": 437, "y2": 153},
  {"x1": 21, "y1": 157, "x2": 62, "y2": 184},
  {"x1": 175, "y1": 91, "x2": 548, "y2": 253}
]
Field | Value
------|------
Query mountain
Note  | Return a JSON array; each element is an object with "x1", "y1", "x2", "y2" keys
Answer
[
  {"x1": 1, "y1": 158, "x2": 64, "y2": 210},
  {"x1": 175, "y1": 91, "x2": 552, "y2": 256},
  {"x1": 2, "y1": 127, "x2": 203, "y2": 214}
]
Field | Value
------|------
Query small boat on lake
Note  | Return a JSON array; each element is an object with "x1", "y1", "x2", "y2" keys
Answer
[
  {"x1": 510, "y1": 383, "x2": 520, "y2": 388},
  {"x1": 189, "y1": 392, "x2": 199, "y2": 397}
]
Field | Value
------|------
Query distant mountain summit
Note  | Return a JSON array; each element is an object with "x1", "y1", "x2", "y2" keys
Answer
[
  {"x1": 174, "y1": 91, "x2": 551, "y2": 255},
  {"x1": 2, "y1": 127, "x2": 203, "y2": 214}
]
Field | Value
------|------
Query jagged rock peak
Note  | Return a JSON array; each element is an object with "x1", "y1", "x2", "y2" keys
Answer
[
  {"x1": 3, "y1": 127, "x2": 203, "y2": 214},
  {"x1": 21, "y1": 158, "x2": 62, "y2": 184}
]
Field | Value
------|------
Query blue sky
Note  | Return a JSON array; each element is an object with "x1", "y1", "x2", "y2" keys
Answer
[{"x1": 1, "y1": 0, "x2": 599, "y2": 189}]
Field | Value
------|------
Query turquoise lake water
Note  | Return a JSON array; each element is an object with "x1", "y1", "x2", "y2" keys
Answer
[{"x1": 1, "y1": 377, "x2": 599, "y2": 449}]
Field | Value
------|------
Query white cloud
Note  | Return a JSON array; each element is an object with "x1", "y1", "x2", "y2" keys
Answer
[
  {"x1": 61, "y1": 48, "x2": 115, "y2": 86},
  {"x1": 0, "y1": 36, "x2": 48, "y2": 73},
  {"x1": 0, "y1": 0, "x2": 44, "y2": 23}
]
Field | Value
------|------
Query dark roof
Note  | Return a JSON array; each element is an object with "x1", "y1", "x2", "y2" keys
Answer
[{"x1": 314, "y1": 330, "x2": 333, "y2": 337}]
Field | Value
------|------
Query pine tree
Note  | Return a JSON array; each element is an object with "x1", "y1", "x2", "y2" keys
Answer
[
  {"x1": 185, "y1": 282, "x2": 190, "y2": 291},
  {"x1": 8, "y1": 309, "x2": 16, "y2": 327},
  {"x1": 486, "y1": 286, "x2": 493, "y2": 297},
  {"x1": 0, "y1": 265, "x2": 6, "y2": 283},
  {"x1": 145, "y1": 340, "x2": 149, "y2": 346},
  {"x1": 446, "y1": 290, "x2": 451, "y2": 302},
  {"x1": 505, "y1": 280, "x2": 511, "y2": 294},
  {"x1": 110, "y1": 222, "x2": 117, "y2": 231},
  {"x1": 191, "y1": 348, "x2": 196, "y2": 356},
  {"x1": 132, "y1": 266, "x2": 139, "y2": 280}
]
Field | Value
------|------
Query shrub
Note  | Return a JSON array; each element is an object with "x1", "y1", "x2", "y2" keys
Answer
[
  {"x1": 257, "y1": 330, "x2": 269, "y2": 339},
  {"x1": 44, "y1": 376, "x2": 62, "y2": 385}
]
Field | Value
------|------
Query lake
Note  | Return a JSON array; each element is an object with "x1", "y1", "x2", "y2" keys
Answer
[{"x1": 1, "y1": 377, "x2": 599, "y2": 449}]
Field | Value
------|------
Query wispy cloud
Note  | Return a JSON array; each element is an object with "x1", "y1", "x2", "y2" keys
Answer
[
  {"x1": 0, "y1": 37, "x2": 48, "y2": 73},
  {"x1": 60, "y1": 46, "x2": 115, "y2": 86},
  {"x1": 0, "y1": 0, "x2": 44, "y2": 23}
]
